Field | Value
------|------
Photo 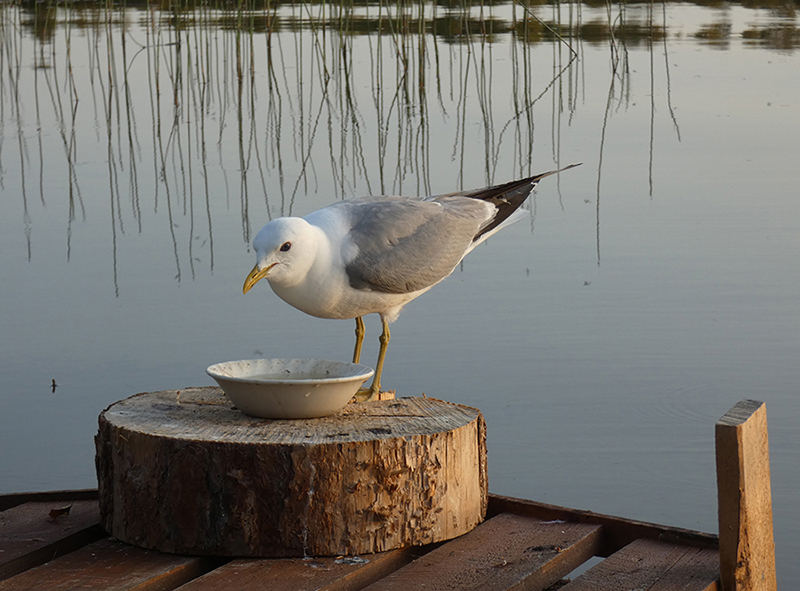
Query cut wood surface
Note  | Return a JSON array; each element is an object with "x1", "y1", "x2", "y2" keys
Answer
[
  {"x1": 561, "y1": 538, "x2": 719, "y2": 591},
  {"x1": 95, "y1": 388, "x2": 487, "y2": 557},
  {"x1": 488, "y1": 494, "x2": 719, "y2": 555},
  {"x1": 0, "y1": 489, "x2": 98, "y2": 513},
  {"x1": 176, "y1": 548, "x2": 418, "y2": 591},
  {"x1": 0, "y1": 500, "x2": 103, "y2": 581},
  {"x1": 0, "y1": 538, "x2": 214, "y2": 591},
  {"x1": 716, "y1": 400, "x2": 777, "y2": 591},
  {"x1": 359, "y1": 512, "x2": 603, "y2": 591}
]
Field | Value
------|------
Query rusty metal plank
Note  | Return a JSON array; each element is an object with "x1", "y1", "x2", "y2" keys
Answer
[
  {"x1": 561, "y1": 538, "x2": 719, "y2": 591},
  {"x1": 0, "y1": 538, "x2": 215, "y2": 591},
  {"x1": 175, "y1": 547, "x2": 418, "y2": 591},
  {"x1": 360, "y1": 512, "x2": 602, "y2": 591},
  {"x1": 0, "y1": 500, "x2": 104, "y2": 581}
]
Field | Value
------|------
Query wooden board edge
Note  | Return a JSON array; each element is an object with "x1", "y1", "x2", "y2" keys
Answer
[
  {"x1": 0, "y1": 489, "x2": 99, "y2": 512},
  {"x1": 559, "y1": 539, "x2": 720, "y2": 591},
  {"x1": 2, "y1": 490, "x2": 718, "y2": 558},
  {"x1": 0, "y1": 523, "x2": 107, "y2": 582},
  {"x1": 317, "y1": 547, "x2": 421, "y2": 591},
  {"x1": 127, "y1": 557, "x2": 225, "y2": 591},
  {"x1": 487, "y1": 493, "x2": 718, "y2": 556},
  {"x1": 508, "y1": 520, "x2": 605, "y2": 591}
]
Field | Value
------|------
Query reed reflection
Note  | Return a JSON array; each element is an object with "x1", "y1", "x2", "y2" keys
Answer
[
  {"x1": 2, "y1": 0, "x2": 794, "y2": 294},
  {"x1": 10, "y1": 0, "x2": 800, "y2": 50}
]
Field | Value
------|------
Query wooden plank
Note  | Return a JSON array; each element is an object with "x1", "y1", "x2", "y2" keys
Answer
[
  {"x1": 715, "y1": 400, "x2": 777, "y2": 591},
  {"x1": 359, "y1": 512, "x2": 602, "y2": 591},
  {"x1": 561, "y1": 538, "x2": 719, "y2": 591},
  {"x1": 0, "y1": 500, "x2": 104, "y2": 581},
  {"x1": 488, "y1": 494, "x2": 719, "y2": 556},
  {"x1": 0, "y1": 490, "x2": 98, "y2": 512},
  {"x1": 0, "y1": 538, "x2": 216, "y2": 591},
  {"x1": 175, "y1": 547, "x2": 418, "y2": 591}
]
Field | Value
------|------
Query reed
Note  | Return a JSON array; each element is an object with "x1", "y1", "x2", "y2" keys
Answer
[{"x1": 1, "y1": 0, "x2": 757, "y2": 288}]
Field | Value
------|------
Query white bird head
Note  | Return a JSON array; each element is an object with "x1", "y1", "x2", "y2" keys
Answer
[{"x1": 243, "y1": 217, "x2": 319, "y2": 294}]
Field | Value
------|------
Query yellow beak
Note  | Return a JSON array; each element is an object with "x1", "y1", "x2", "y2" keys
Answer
[{"x1": 243, "y1": 263, "x2": 275, "y2": 294}]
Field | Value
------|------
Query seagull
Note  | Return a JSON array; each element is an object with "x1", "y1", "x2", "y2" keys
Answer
[{"x1": 244, "y1": 164, "x2": 580, "y2": 401}]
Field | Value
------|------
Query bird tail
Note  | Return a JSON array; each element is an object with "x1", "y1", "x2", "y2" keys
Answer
[{"x1": 468, "y1": 163, "x2": 581, "y2": 242}]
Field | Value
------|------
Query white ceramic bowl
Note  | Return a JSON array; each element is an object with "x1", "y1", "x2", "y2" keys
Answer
[{"x1": 206, "y1": 358, "x2": 374, "y2": 419}]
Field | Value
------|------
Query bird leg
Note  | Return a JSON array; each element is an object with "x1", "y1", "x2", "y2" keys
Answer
[
  {"x1": 352, "y1": 316, "x2": 365, "y2": 364},
  {"x1": 371, "y1": 318, "x2": 391, "y2": 395},
  {"x1": 354, "y1": 317, "x2": 390, "y2": 403}
]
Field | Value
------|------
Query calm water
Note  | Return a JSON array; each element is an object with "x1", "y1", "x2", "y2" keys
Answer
[{"x1": 1, "y1": 0, "x2": 799, "y2": 584}]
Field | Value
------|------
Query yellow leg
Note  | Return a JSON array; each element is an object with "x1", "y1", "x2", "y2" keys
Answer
[
  {"x1": 353, "y1": 316, "x2": 365, "y2": 364},
  {"x1": 370, "y1": 318, "x2": 391, "y2": 397},
  {"x1": 355, "y1": 317, "x2": 390, "y2": 402}
]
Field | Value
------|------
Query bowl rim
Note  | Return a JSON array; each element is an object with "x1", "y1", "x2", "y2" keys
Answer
[{"x1": 206, "y1": 358, "x2": 374, "y2": 386}]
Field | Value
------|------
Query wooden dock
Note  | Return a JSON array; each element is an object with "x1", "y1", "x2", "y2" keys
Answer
[{"x1": 0, "y1": 400, "x2": 776, "y2": 591}]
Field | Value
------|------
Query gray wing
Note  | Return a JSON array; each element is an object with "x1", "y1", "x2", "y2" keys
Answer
[{"x1": 341, "y1": 196, "x2": 493, "y2": 294}]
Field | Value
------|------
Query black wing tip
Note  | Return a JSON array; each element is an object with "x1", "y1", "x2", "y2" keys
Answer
[
  {"x1": 476, "y1": 162, "x2": 583, "y2": 195},
  {"x1": 526, "y1": 162, "x2": 583, "y2": 185},
  {"x1": 470, "y1": 162, "x2": 582, "y2": 241},
  {"x1": 464, "y1": 162, "x2": 583, "y2": 201}
]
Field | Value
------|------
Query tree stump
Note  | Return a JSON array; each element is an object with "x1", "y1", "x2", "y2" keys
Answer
[{"x1": 95, "y1": 387, "x2": 487, "y2": 557}]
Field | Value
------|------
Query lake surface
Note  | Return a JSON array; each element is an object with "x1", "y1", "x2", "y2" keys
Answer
[{"x1": 1, "y1": 0, "x2": 798, "y2": 584}]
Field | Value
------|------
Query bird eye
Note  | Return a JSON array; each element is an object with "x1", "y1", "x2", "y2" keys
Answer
[{"x1": 280, "y1": 242, "x2": 292, "y2": 252}]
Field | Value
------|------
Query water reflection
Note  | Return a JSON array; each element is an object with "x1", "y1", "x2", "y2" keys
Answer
[
  {"x1": 11, "y1": 0, "x2": 800, "y2": 51},
  {"x1": 2, "y1": 0, "x2": 570, "y2": 290},
  {"x1": 1, "y1": 0, "x2": 797, "y2": 293},
  {"x1": 743, "y1": 23, "x2": 800, "y2": 50}
]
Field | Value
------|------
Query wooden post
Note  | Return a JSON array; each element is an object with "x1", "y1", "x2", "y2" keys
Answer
[{"x1": 715, "y1": 400, "x2": 777, "y2": 591}]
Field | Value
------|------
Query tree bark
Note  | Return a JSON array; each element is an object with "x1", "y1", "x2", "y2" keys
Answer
[{"x1": 95, "y1": 387, "x2": 487, "y2": 557}]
